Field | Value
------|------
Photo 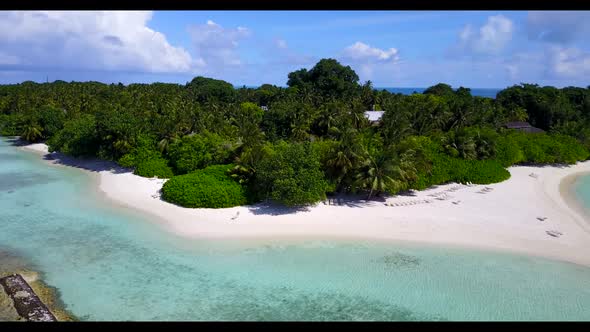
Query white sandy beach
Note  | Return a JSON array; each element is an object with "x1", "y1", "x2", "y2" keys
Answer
[{"x1": 20, "y1": 142, "x2": 590, "y2": 266}]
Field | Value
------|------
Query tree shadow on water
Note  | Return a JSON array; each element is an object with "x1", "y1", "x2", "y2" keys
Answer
[
  {"x1": 5, "y1": 137, "x2": 27, "y2": 147},
  {"x1": 8, "y1": 138, "x2": 130, "y2": 175}
]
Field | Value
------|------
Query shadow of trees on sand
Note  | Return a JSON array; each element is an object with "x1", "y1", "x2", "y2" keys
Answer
[
  {"x1": 42, "y1": 153, "x2": 129, "y2": 174},
  {"x1": 248, "y1": 203, "x2": 311, "y2": 216}
]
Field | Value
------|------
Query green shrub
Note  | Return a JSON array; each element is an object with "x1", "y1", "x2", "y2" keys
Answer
[
  {"x1": 161, "y1": 164, "x2": 247, "y2": 208},
  {"x1": 448, "y1": 159, "x2": 511, "y2": 184},
  {"x1": 505, "y1": 132, "x2": 589, "y2": 165},
  {"x1": 116, "y1": 134, "x2": 174, "y2": 178},
  {"x1": 198, "y1": 164, "x2": 235, "y2": 180},
  {"x1": 516, "y1": 133, "x2": 550, "y2": 163},
  {"x1": 411, "y1": 130, "x2": 588, "y2": 191},
  {"x1": 551, "y1": 134, "x2": 590, "y2": 164},
  {"x1": 255, "y1": 141, "x2": 329, "y2": 207},
  {"x1": 310, "y1": 138, "x2": 340, "y2": 192},
  {"x1": 495, "y1": 135, "x2": 525, "y2": 167},
  {"x1": 134, "y1": 157, "x2": 174, "y2": 178},
  {"x1": 167, "y1": 132, "x2": 235, "y2": 174},
  {"x1": 410, "y1": 140, "x2": 511, "y2": 190},
  {"x1": 118, "y1": 153, "x2": 136, "y2": 168},
  {"x1": 117, "y1": 135, "x2": 162, "y2": 168}
]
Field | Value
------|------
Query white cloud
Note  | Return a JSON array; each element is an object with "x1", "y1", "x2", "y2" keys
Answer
[
  {"x1": 458, "y1": 15, "x2": 514, "y2": 55},
  {"x1": 188, "y1": 20, "x2": 251, "y2": 68},
  {"x1": 0, "y1": 11, "x2": 194, "y2": 73},
  {"x1": 339, "y1": 41, "x2": 399, "y2": 80},
  {"x1": 505, "y1": 47, "x2": 590, "y2": 82},
  {"x1": 338, "y1": 42, "x2": 400, "y2": 82},
  {"x1": 342, "y1": 42, "x2": 399, "y2": 62},
  {"x1": 473, "y1": 47, "x2": 590, "y2": 86},
  {"x1": 547, "y1": 46, "x2": 590, "y2": 79}
]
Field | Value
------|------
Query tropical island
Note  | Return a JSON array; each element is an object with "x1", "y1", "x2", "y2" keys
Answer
[{"x1": 2, "y1": 58, "x2": 590, "y2": 266}]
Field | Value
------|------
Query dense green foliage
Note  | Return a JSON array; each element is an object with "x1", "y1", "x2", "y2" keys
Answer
[
  {"x1": 500, "y1": 132, "x2": 590, "y2": 165},
  {"x1": 117, "y1": 134, "x2": 174, "y2": 178},
  {"x1": 398, "y1": 136, "x2": 511, "y2": 190},
  {"x1": 287, "y1": 58, "x2": 360, "y2": 100},
  {"x1": 167, "y1": 131, "x2": 234, "y2": 174},
  {"x1": 413, "y1": 154, "x2": 511, "y2": 190},
  {"x1": 161, "y1": 164, "x2": 247, "y2": 208},
  {"x1": 46, "y1": 114, "x2": 99, "y2": 157},
  {"x1": 186, "y1": 76, "x2": 236, "y2": 104},
  {"x1": 134, "y1": 157, "x2": 174, "y2": 179},
  {"x1": 1, "y1": 60, "x2": 589, "y2": 208},
  {"x1": 256, "y1": 142, "x2": 329, "y2": 206}
]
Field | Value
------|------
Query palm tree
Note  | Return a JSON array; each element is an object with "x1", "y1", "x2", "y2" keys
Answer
[
  {"x1": 471, "y1": 128, "x2": 498, "y2": 159},
  {"x1": 359, "y1": 80, "x2": 375, "y2": 113},
  {"x1": 324, "y1": 129, "x2": 365, "y2": 190},
  {"x1": 326, "y1": 150, "x2": 354, "y2": 185},
  {"x1": 21, "y1": 123, "x2": 43, "y2": 143},
  {"x1": 380, "y1": 98, "x2": 413, "y2": 142},
  {"x1": 157, "y1": 136, "x2": 174, "y2": 154},
  {"x1": 231, "y1": 144, "x2": 268, "y2": 186},
  {"x1": 237, "y1": 120, "x2": 264, "y2": 149},
  {"x1": 442, "y1": 130, "x2": 477, "y2": 159},
  {"x1": 113, "y1": 138, "x2": 133, "y2": 156},
  {"x1": 350, "y1": 98, "x2": 369, "y2": 130},
  {"x1": 290, "y1": 105, "x2": 313, "y2": 141},
  {"x1": 506, "y1": 106, "x2": 529, "y2": 122},
  {"x1": 405, "y1": 94, "x2": 451, "y2": 136},
  {"x1": 354, "y1": 150, "x2": 411, "y2": 200},
  {"x1": 317, "y1": 104, "x2": 339, "y2": 136},
  {"x1": 446, "y1": 97, "x2": 475, "y2": 131}
]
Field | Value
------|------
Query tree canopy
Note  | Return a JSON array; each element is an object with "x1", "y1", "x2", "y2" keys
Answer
[
  {"x1": 2, "y1": 59, "x2": 589, "y2": 208},
  {"x1": 287, "y1": 59, "x2": 360, "y2": 100}
]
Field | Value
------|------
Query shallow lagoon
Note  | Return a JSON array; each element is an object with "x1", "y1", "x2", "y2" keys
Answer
[{"x1": 1, "y1": 138, "x2": 590, "y2": 321}]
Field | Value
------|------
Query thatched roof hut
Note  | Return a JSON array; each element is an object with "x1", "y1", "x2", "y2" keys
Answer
[{"x1": 503, "y1": 121, "x2": 545, "y2": 133}]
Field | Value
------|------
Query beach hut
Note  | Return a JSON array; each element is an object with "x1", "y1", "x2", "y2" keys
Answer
[
  {"x1": 503, "y1": 121, "x2": 545, "y2": 134},
  {"x1": 364, "y1": 111, "x2": 384, "y2": 125}
]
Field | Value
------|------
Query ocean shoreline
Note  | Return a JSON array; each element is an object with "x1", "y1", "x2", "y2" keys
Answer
[
  {"x1": 15, "y1": 140, "x2": 590, "y2": 267},
  {"x1": 559, "y1": 172, "x2": 590, "y2": 228}
]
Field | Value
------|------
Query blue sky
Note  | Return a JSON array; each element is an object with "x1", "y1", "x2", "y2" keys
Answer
[{"x1": 0, "y1": 11, "x2": 588, "y2": 88}]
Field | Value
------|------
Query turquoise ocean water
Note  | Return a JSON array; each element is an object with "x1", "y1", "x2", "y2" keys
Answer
[
  {"x1": 572, "y1": 175, "x2": 590, "y2": 216},
  {"x1": 1, "y1": 138, "x2": 590, "y2": 321}
]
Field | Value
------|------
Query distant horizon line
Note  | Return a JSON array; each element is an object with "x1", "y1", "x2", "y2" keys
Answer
[
  {"x1": 7, "y1": 80, "x2": 506, "y2": 90},
  {"x1": 7, "y1": 79, "x2": 588, "y2": 91},
  {"x1": 232, "y1": 85, "x2": 507, "y2": 91},
  {"x1": 232, "y1": 85, "x2": 505, "y2": 89}
]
